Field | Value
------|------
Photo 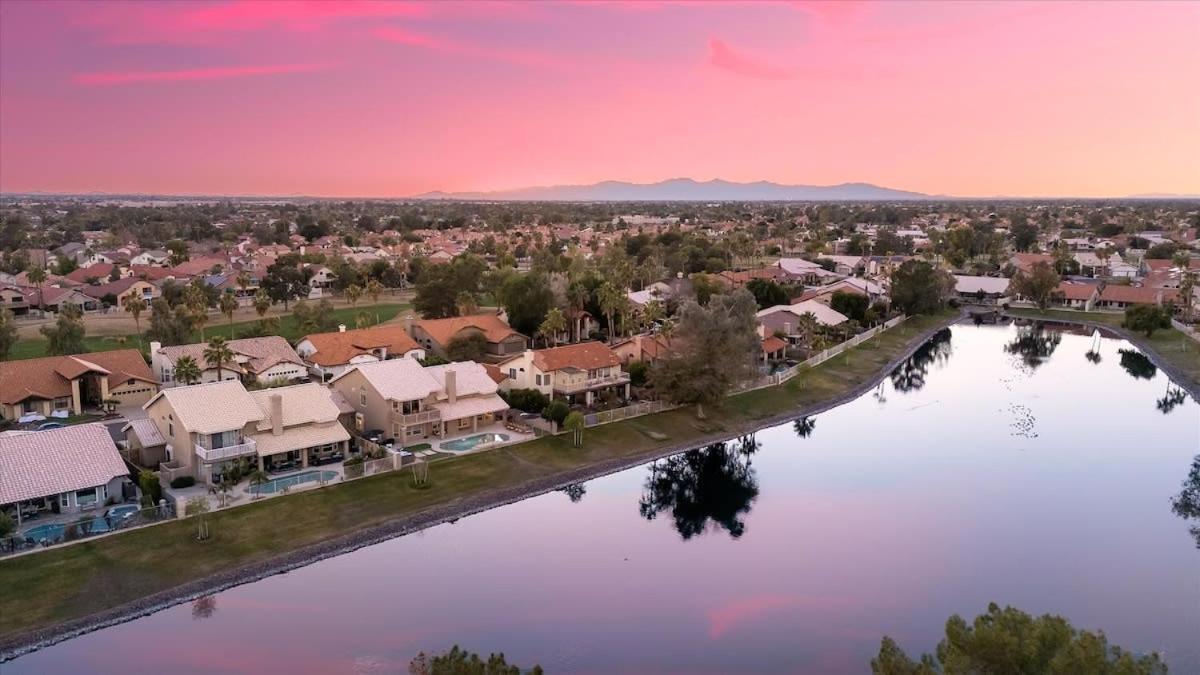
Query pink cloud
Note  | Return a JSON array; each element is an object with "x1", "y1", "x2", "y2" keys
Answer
[
  {"x1": 708, "y1": 38, "x2": 794, "y2": 80},
  {"x1": 707, "y1": 593, "x2": 858, "y2": 639},
  {"x1": 74, "y1": 63, "x2": 332, "y2": 86},
  {"x1": 374, "y1": 26, "x2": 563, "y2": 68},
  {"x1": 75, "y1": 0, "x2": 427, "y2": 44}
]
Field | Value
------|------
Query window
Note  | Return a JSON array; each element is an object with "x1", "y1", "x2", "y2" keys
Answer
[
  {"x1": 75, "y1": 488, "x2": 98, "y2": 507},
  {"x1": 53, "y1": 396, "x2": 72, "y2": 410},
  {"x1": 167, "y1": 422, "x2": 173, "y2": 437},
  {"x1": 508, "y1": 368, "x2": 516, "y2": 379},
  {"x1": 360, "y1": 390, "x2": 367, "y2": 406}
]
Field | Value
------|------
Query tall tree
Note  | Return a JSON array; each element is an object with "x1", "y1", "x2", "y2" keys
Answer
[
  {"x1": 344, "y1": 283, "x2": 363, "y2": 310},
  {"x1": 0, "y1": 308, "x2": 17, "y2": 360},
  {"x1": 537, "y1": 307, "x2": 567, "y2": 347},
  {"x1": 499, "y1": 273, "x2": 555, "y2": 336},
  {"x1": 597, "y1": 282, "x2": 625, "y2": 343},
  {"x1": 1010, "y1": 261, "x2": 1061, "y2": 310},
  {"x1": 890, "y1": 260, "x2": 955, "y2": 315},
  {"x1": 26, "y1": 266, "x2": 46, "y2": 315},
  {"x1": 40, "y1": 302, "x2": 87, "y2": 355},
  {"x1": 650, "y1": 289, "x2": 759, "y2": 418},
  {"x1": 122, "y1": 292, "x2": 147, "y2": 352},
  {"x1": 218, "y1": 290, "x2": 239, "y2": 338}
]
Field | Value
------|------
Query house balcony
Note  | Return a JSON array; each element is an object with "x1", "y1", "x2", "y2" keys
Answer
[
  {"x1": 392, "y1": 409, "x2": 442, "y2": 426},
  {"x1": 194, "y1": 438, "x2": 257, "y2": 463},
  {"x1": 553, "y1": 373, "x2": 631, "y2": 395}
]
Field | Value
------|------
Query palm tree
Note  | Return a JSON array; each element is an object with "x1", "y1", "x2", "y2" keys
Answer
[
  {"x1": 218, "y1": 290, "x2": 239, "y2": 338},
  {"x1": 537, "y1": 307, "x2": 567, "y2": 347},
  {"x1": 567, "y1": 282, "x2": 590, "y2": 342},
  {"x1": 26, "y1": 266, "x2": 46, "y2": 316},
  {"x1": 365, "y1": 278, "x2": 384, "y2": 306},
  {"x1": 185, "y1": 284, "x2": 209, "y2": 340},
  {"x1": 122, "y1": 293, "x2": 147, "y2": 351},
  {"x1": 598, "y1": 282, "x2": 624, "y2": 344},
  {"x1": 203, "y1": 336, "x2": 236, "y2": 382},
  {"x1": 253, "y1": 289, "x2": 271, "y2": 319},
  {"x1": 247, "y1": 469, "x2": 269, "y2": 499},
  {"x1": 641, "y1": 300, "x2": 665, "y2": 333},
  {"x1": 236, "y1": 272, "x2": 251, "y2": 297},
  {"x1": 1180, "y1": 271, "x2": 1196, "y2": 324},
  {"x1": 173, "y1": 355, "x2": 202, "y2": 386},
  {"x1": 344, "y1": 283, "x2": 363, "y2": 310}
]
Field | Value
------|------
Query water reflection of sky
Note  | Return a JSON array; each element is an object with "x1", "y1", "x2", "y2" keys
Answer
[{"x1": 9, "y1": 324, "x2": 1198, "y2": 674}]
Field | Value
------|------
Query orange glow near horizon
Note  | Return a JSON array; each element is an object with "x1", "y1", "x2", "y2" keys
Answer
[{"x1": 1, "y1": 0, "x2": 1197, "y2": 198}]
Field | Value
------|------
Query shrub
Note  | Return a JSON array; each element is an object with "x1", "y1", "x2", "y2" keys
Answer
[
  {"x1": 139, "y1": 469, "x2": 163, "y2": 506},
  {"x1": 500, "y1": 388, "x2": 549, "y2": 413},
  {"x1": 169, "y1": 476, "x2": 195, "y2": 489},
  {"x1": 627, "y1": 361, "x2": 649, "y2": 387},
  {"x1": 541, "y1": 400, "x2": 571, "y2": 426}
]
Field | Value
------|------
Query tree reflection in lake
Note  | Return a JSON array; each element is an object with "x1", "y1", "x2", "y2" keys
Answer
[
  {"x1": 559, "y1": 484, "x2": 587, "y2": 503},
  {"x1": 890, "y1": 328, "x2": 953, "y2": 393},
  {"x1": 1085, "y1": 331, "x2": 1102, "y2": 364},
  {"x1": 793, "y1": 416, "x2": 817, "y2": 438},
  {"x1": 1171, "y1": 455, "x2": 1200, "y2": 549},
  {"x1": 1118, "y1": 349, "x2": 1157, "y2": 380},
  {"x1": 1004, "y1": 323, "x2": 1061, "y2": 370},
  {"x1": 191, "y1": 596, "x2": 217, "y2": 620},
  {"x1": 639, "y1": 440, "x2": 760, "y2": 541},
  {"x1": 1157, "y1": 386, "x2": 1189, "y2": 415}
]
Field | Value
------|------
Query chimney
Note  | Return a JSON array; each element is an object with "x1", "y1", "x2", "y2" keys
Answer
[
  {"x1": 338, "y1": 324, "x2": 346, "y2": 333},
  {"x1": 402, "y1": 314, "x2": 414, "y2": 336},
  {"x1": 150, "y1": 341, "x2": 161, "y2": 355},
  {"x1": 444, "y1": 369, "x2": 457, "y2": 404},
  {"x1": 784, "y1": 321, "x2": 793, "y2": 336},
  {"x1": 270, "y1": 393, "x2": 283, "y2": 436}
]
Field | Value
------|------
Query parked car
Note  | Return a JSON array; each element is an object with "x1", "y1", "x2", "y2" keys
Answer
[{"x1": 35, "y1": 422, "x2": 65, "y2": 431}]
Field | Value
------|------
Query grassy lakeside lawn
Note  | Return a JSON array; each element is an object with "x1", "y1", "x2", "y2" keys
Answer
[
  {"x1": 0, "y1": 312, "x2": 953, "y2": 642},
  {"x1": 8, "y1": 302, "x2": 410, "y2": 361},
  {"x1": 1006, "y1": 307, "x2": 1200, "y2": 387}
]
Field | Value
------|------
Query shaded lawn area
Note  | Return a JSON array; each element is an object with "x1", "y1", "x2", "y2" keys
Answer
[
  {"x1": 0, "y1": 311, "x2": 953, "y2": 641},
  {"x1": 1007, "y1": 307, "x2": 1200, "y2": 386},
  {"x1": 7, "y1": 302, "x2": 409, "y2": 361}
]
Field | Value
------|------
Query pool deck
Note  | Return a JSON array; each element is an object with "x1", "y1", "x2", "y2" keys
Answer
[
  {"x1": 431, "y1": 423, "x2": 536, "y2": 457},
  {"x1": 164, "y1": 464, "x2": 350, "y2": 513}
]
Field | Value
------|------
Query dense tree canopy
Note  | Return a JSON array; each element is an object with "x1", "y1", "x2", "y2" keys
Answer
[{"x1": 890, "y1": 260, "x2": 955, "y2": 315}]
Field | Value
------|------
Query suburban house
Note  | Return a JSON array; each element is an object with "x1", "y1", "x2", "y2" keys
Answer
[
  {"x1": 716, "y1": 266, "x2": 790, "y2": 288},
  {"x1": 21, "y1": 286, "x2": 99, "y2": 313},
  {"x1": 145, "y1": 380, "x2": 350, "y2": 485},
  {"x1": 792, "y1": 277, "x2": 887, "y2": 307},
  {"x1": 776, "y1": 258, "x2": 844, "y2": 285},
  {"x1": 122, "y1": 418, "x2": 168, "y2": 467},
  {"x1": 330, "y1": 358, "x2": 509, "y2": 448},
  {"x1": 0, "y1": 350, "x2": 158, "y2": 421},
  {"x1": 151, "y1": 336, "x2": 307, "y2": 388},
  {"x1": 79, "y1": 278, "x2": 157, "y2": 308},
  {"x1": 411, "y1": 313, "x2": 528, "y2": 361},
  {"x1": 130, "y1": 249, "x2": 169, "y2": 266},
  {"x1": 1052, "y1": 282, "x2": 1098, "y2": 310},
  {"x1": 1009, "y1": 253, "x2": 1056, "y2": 275},
  {"x1": 0, "y1": 424, "x2": 132, "y2": 528},
  {"x1": 817, "y1": 255, "x2": 867, "y2": 276},
  {"x1": 1094, "y1": 284, "x2": 1179, "y2": 311},
  {"x1": 0, "y1": 285, "x2": 29, "y2": 315},
  {"x1": 758, "y1": 301, "x2": 849, "y2": 329},
  {"x1": 627, "y1": 281, "x2": 675, "y2": 308},
  {"x1": 498, "y1": 341, "x2": 630, "y2": 406},
  {"x1": 760, "y1": 335, "x2": 788, "y2": 363},
  {"x1": 296, "y1": 324, "x2": 425, "y2": 382},
  {"x1": 613, "y1": 333, "x2": 677, "y2": 365},
  {"x1": 953, "y1": 275, "x2": 1011, "y2": 304}
]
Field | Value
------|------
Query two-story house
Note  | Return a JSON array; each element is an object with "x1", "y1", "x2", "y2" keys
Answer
[
  {"x1": 329, "y1": 358, "x2": 508, "y2": 448},
  {"x1": 145, "y1": 380, "x2": 350, "y2": 485},
  {"x1": 296, "y1": 324, "x2": 425, "y2": 382},
  {"x1": 498, "y1": 341, "x2": 630, "y2": 406}
]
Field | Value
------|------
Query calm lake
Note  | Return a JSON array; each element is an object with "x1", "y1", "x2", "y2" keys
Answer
[{"x1": 9, "y1": 323, "x2": 1199, "y2": 674}]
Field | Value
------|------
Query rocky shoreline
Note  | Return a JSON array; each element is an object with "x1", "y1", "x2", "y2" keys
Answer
[{"x1": 0, "y1": 314, "x2": 962, "y2": 660}]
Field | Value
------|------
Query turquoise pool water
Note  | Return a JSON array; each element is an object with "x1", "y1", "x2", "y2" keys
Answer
[
  {"x1": 439, "y1": 432, "x2": 510, "y2": 452},
  {"x1": 21, "y1": 518, "x2": 110, "y2": 542},
  {"x1": 250, "y1": 470, "x2": 338, "y2": 495}
]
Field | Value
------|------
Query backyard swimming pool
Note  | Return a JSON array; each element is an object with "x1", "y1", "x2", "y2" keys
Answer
[
  {"x1": 249, "y1": 470, "x2": 339, "y2": 495},
  {"x1": 439, "y1": 432, "x2": 510, "y2": 453}
]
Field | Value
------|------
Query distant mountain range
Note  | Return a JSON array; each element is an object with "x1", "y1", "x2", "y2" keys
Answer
[{"x1": 414, "y1": 178, "x2": 937, "y2": 202}]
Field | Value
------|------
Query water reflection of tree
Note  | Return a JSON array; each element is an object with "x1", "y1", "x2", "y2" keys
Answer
[
  {"x1": 890, "y1": 328, "x2": 953, "y2": 393},
  {"x1": 1084, "y1": 331, "x2": 1102, "y2": 364},
  {"x1": 1118, "y1": 349, "x2": 1157, "y2": 380},
  {"x1": 1004, "y1": 323, "x2": 1061, "y2": 370},
  {"x1": 1157, "y1": 386, "x2": 1189, "y2": 415},
  {"x1": 793, "y1": 416, "x2": 817, "y2": 438},
  {"x1": 191, "y1": 595, "x2": 217, "y2": 620},
  {"x1": 559, "y1": 483, "x2": 587, "y2": 503},
  {"x1": 1171, "y1": 456, "x2": 1200, "y2": 549},
  {"x1": 639, "y1": 440, "x2": 760, "y2": 541}
]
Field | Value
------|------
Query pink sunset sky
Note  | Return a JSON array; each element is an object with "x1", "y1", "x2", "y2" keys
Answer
[{"x1": 1, "y1": 0, "x2": 1197, "y2": 198}]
